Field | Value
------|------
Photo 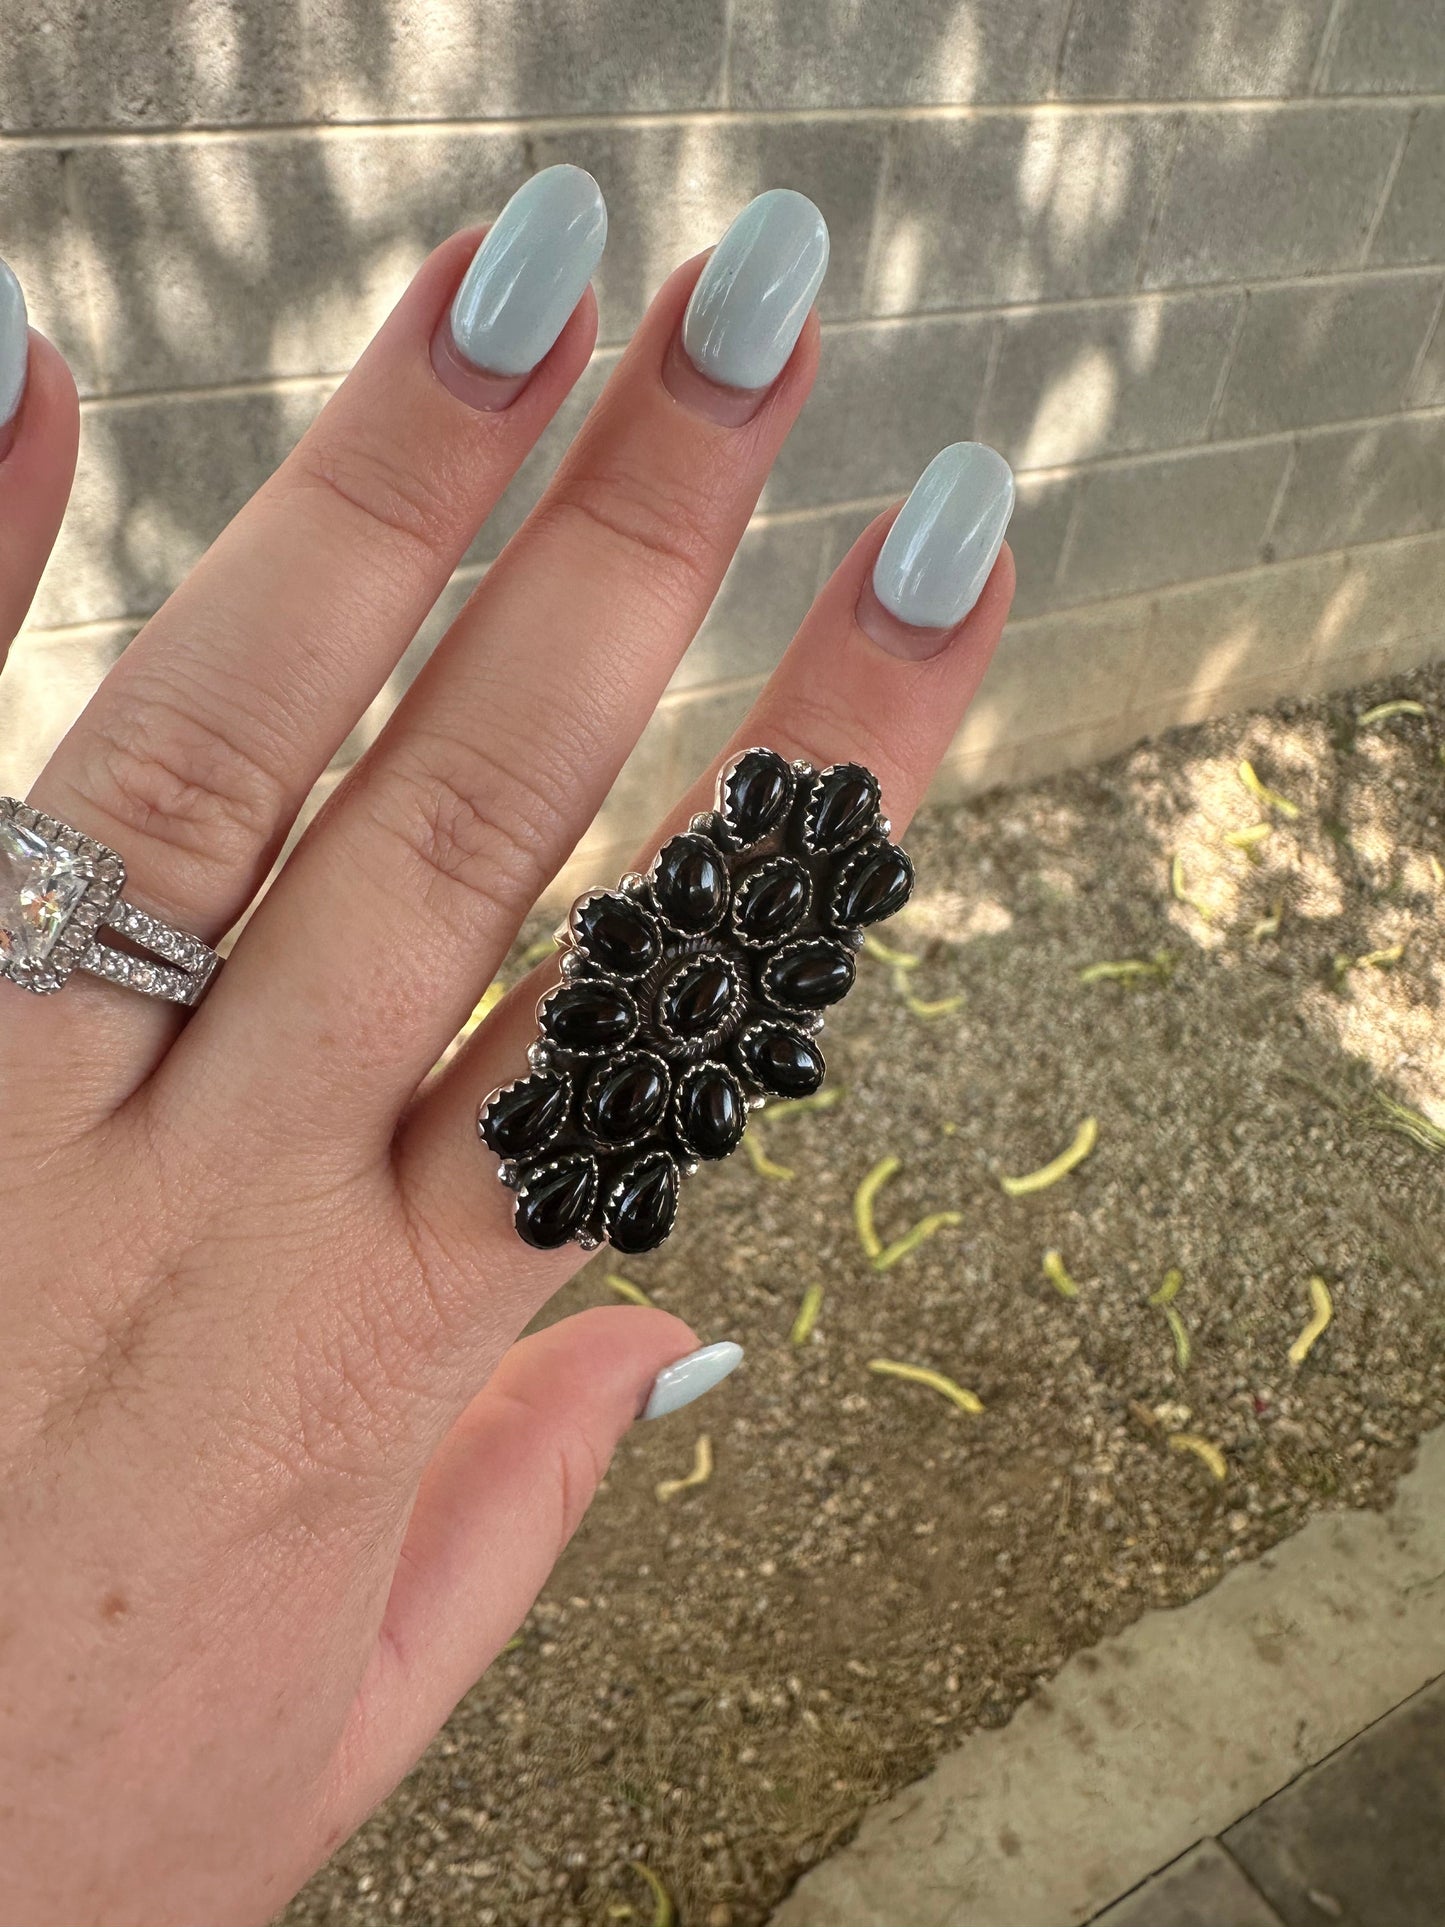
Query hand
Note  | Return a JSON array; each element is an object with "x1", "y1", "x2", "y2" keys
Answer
[{"x1": 0, "y1": 172, "x2": 1014, "y2": 1926}]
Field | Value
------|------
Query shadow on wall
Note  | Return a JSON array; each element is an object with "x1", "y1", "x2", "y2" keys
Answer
[{"x1": 4, "y1": 0, "x2": 1439, "y2": 815}]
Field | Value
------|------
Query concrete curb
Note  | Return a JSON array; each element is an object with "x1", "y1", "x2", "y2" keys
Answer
[{"x1": 770, "y1": 1427, "x2": 1445, "y2": 1927}]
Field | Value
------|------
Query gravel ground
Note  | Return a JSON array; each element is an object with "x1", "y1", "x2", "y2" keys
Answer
[{"x1": 286, "y1": 662, "x2": 1444, "y2": 1927}]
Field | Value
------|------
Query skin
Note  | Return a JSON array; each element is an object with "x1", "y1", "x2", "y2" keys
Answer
[{"x1": 0, "y1": 222, "x2": 1014, "y2": 1926}]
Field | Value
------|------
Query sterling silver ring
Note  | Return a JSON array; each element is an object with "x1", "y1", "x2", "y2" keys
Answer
[
  {"x1": 0, "y1": 797, "x2": 220, "y2": 1007},
  {"x1": 478, "y1": 747, "x2": 915, "y2": 1257}
]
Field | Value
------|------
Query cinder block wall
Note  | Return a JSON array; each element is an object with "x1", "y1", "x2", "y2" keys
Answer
[{"x1": 3, "y1": 0, "x2": 1443, "y2": 892}]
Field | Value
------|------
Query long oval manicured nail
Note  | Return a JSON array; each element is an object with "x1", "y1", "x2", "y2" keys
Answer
[
  {"x1": 437, "y1": 165, "x2": 606, "y2": 403},
  {"x1": 0, "y1": 259, "x2": 28, "y2": 430},
  {"x1": 667, "y1": 189, "x2": 828, "y2": 421},
  {"x1": 866, "y1": 442, "x2": 1015, "y2": 652},
  {"x1": 640, "y1": 1341, "x2": 744, "y2": 1421}
]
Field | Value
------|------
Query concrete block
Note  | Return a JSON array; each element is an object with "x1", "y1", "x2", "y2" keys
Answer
[
  {"x1": 1093, "y1": 1842, "x2": 1284, "y2": 1927},
  {"x1": 0, "y1": 146, "x2": 98, "y2": 393},
  {"x1": 1224, "y1": 1680, "x2": 1445, "y2": 1927},
  {"x1": 670, "y1": 518, "x2": 830, "y2": 694},
  {"x1": 525, "y1": 117, "x2": 885, "y2": 338},
  {"x1": 1142, "y1": 106, "x2": 1406, "y2": 289},
  {"x1": 1213, "y1": 275, "x2": 1443, "y2": 439},
  {"x1": 0, "y1": 621, "x2": 137, "y2": 797},
  {"x1": 1007, "y1": 472, "x2": 1078, "y2": 619},
  {"x1": 1059, "y1": 441, "x2": 1289, "y2": 606},
  {"x1": 980, "y1": 291, "x2": 1238, "y2": 470},
  {"x1": 1057, "y1": 0, "x2": 1333, "y2": 99},
  {"x1": 0, "y1": 0, "x2": 727, "y2": 132},
  {"x1": 1369, "y1": 107, "x2": 1445, "y2": 267},
  {"x1": 763, "y1": 315, "x2": 994, "y2": 512},
  {"x1": 871, "y1": 113, "x2": 1178, "y2": 315},
  {"x1": 73, "y1": 130, "x2": 523, "y2": 393},
  {"x1": 35, "y1": 381, "x2": 333, "y2": 631},
  {"x1": 1268, "y1": 415, "x2": 1445, "y2": 561},
  {"x1": 955, "y1": 592, "x2": 1153, "y2": 764},
  {"x1": 727, "y1": 0, "x2": 1071, "y2": 108},
  {"x1": 1318, "y1": 0, "x2": 1445, "y2": 95}
]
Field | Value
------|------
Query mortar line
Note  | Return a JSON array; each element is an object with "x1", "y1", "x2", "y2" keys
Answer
[
  {"x1": 1, "y1": 94, "x2": 1441, "y2": 150},
  {"x1": 716, "y1": 0, "x2": 736, "y2": 112},
  {"x1": 78, "y1": 261, "x2": 1445, "y2": 411},
  {"x1": 1359, "y1": 105, "x2": 1417, "y2": 266},
  {"x1": 973, "y1": 315, "x2": 1006, "y2": 442},
  {"x1": 858, "y1": 120, "x2": 898, "y2": 319},
  {"x1": 1048, "y1": 0, "x2": 1082, "y2": 99},
  {"x1": 21, "y1": 520, "x2": 1445, "y2": 655},
  {"x1": 53, "y1": 146, "x2": 108, "y2": 391}
]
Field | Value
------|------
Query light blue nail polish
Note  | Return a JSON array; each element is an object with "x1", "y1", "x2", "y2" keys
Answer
[
  {"x1": 449, "y1": 165, "x2": 607, "y2": 379},
  {"x1": 0, "y1": 260, "x2": 28, "y2": 426},
  {"x1": 873, "y1": 442, "x2": 1015, "y2": 631},
  {"x1": 682, "y1": 189, "x2": 829, "y2": 392},
  {"x1": 641, "y1": 1341, "x2": 744, "y2": 1421}
]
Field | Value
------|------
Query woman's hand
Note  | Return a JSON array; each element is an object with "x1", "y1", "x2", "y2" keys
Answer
[{"x1": 0, "y1": 171, "x2": 1013, "y2": 1926}]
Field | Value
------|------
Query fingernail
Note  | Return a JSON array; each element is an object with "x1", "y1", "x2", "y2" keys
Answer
[
  {"x1": 871, "y1": 442, "x2": 1015, "y2": 635},
  {"x1": 0, "y1": 259, "x2": 28, "y2": 428},
  {"x1": 640, "y1": 1341, "x2": 744, "y2": 1421},
  {"x1": 448, "y1": 165, "x2": 607, "y2": 379},
  {"x1": 681, "y1": 189, "x2": 828, "y2": 393}
]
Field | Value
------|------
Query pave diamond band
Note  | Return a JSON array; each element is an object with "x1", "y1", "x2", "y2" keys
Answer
[{"x1": 0, "y1": 797, "x2": 220, "y2": 1008}]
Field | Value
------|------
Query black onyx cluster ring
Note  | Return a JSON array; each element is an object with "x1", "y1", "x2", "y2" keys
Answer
[{"x1": 477, "y1": 748, "x2": 915, "y2": 1255}]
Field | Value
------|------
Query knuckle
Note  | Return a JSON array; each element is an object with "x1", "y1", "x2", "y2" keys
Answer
[
  {"x1": 283, "y1": 425, "x2": 459, "y2": 567},
  {"x1": 357, "y1": 724, "x2": 586, "y2": 941},
  {"x1": 539, "y1": 453, "x2": 722, "y2": 612},
  {"x1": 79, "y1": 672, "x2": 292, "y2": 873}
]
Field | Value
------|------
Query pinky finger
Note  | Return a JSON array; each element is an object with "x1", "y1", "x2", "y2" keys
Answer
[{"x1": 0, "y1": 261, "x2": 81, "y2": 664}]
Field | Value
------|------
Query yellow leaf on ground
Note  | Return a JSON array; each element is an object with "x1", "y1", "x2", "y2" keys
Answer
[
  {"x1": 868, "y1": 1360, "x2": 984, "y2": 1415},
  {"x1": 1000, "y1": 1116, "x2": 1099, "y2": 1196}
]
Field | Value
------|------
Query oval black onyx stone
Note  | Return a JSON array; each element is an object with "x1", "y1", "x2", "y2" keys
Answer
[
  {"x1": 540, "y1": 980, "x2": 636, "y2": 1052},
  {"x1": 832, "y1": 839, "x2": 915, "y2": 928},
  {"x1": 674, "y1": 1063, "x2": 747, "y2": 1160},
  {"x1": 651, "y1": 833, "x2": 728, "y2": 933},
  {"x1": 761, "y1": 938, "x2": 856, "y2": 1011},
  {"x1": 735, "y1": 1021, "x2": 826, "y2": 1098},
  {"x1": 582, "y1": 1052, "x2": 669, "y2": 1144},
  {"x1": 606, "y1": 1151, "x2": 680, "y2": 1254},
  {"x1": 806, "y1": 763, "x2": 880, "y2": 850},
  {"x1": 570, "y1": 889, "x2": 660, "y2": 979},
  {"x1": 658, "y1": 956, "x2": 737, "y2": 1039},
  {"x1": 733, "y1": 857, "x2": 810, "y2": 946},
  {"x1": 718, "y1": 748, "x2": 795, "y2": 847},
  {"x1": 479, "y1": 1070, "x2": 570, "y2": 1160},
  {"x1": 514, "y1": 1154, "x2": 598, "y2": 1250}
]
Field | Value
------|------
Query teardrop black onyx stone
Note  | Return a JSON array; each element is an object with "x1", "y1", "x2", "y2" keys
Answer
[
  {"x1": 806, "y1": 763, "x2": 880, "y2": 850},
  {"x1": 761, "y1": 938, "x2": 856, "y2": 1011},
  {"x1": 582, "y1": 1052, "x2": 669, "y2": 1144},
  {"x1": 658, "y1": 956, "x2": 737, "y2": 1039},
  {"x1": 605, "y1": 1151, "x2": 680, "y2": 1254},
  {"x1": 540, "y1": 980, "x2": 636, "y2": 1052},
  {"x1": 719, "y1": 748, "x2": 795, "y2": 847},
  {"x1": 831, "y1": 840, "x2": 915, "y2": 928},
  {"x1": 570, "y1": 889, "x2": 660, "y2": 979},
  {"x1": 735, "y1": 1021, "x2": 826, "y2": 1098},
  {"x1": 651, "y1": 833, "x2": 728, "y2": 932},
  {"x1": 674, "y1": 1064, "x2": 747, "y2": 1160},
  {"x1": 733, "y1": 857, "x2": 810, "y2": 946},
  {"x1": 479, "y1": 1070, "x2": 570, "y2": 1159},
  {"x1": 514, "y1": 1154, "x2": 598, "y2": 1250}
]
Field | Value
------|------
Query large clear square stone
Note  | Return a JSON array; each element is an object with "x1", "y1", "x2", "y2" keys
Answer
[{"x1": 0, "y1": 820, "x2": 88, "y2": 967}]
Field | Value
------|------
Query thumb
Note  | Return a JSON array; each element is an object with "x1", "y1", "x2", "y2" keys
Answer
[{"x1": 340, "y1": 1307, "x2": 743, "y2": 1801}]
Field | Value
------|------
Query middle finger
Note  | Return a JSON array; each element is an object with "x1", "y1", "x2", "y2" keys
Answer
[{"x1": 193, "y1": 191, "x2": 831, "y2": 1139}]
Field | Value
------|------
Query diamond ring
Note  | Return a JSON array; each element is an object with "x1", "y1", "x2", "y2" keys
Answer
[
  {"x1": 478, "y1": 748, "x2": 915, "y2": 1255},
  {"x1": 0, "y1": 798, "x2": 220, "y2": 1007}
]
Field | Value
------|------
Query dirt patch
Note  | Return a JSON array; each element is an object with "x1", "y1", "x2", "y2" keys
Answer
[{"x1": 287, "y1": 663, "x2": 1444, "y2": 1927}]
